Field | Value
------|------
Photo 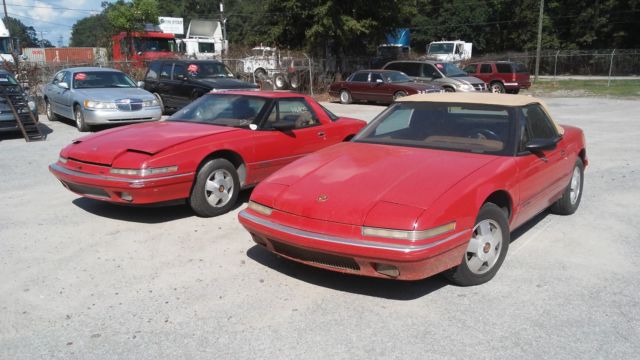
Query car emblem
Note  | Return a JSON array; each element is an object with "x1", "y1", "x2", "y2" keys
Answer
[{"x1": 317, "y1": 194, "x2": 328, "y2": 202}]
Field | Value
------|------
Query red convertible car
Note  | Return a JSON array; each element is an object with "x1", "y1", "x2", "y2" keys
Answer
[
  {"x1": 239, "y1": 93, "x2": 587, "y2": 286},
  {"x1": 49, "y1": 91, "x2": 366, "y2": 217},
  {"x1": 329, "y1": 70, "x2": 443, "y2": 104}
]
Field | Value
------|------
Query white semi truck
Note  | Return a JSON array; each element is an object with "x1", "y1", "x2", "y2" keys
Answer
[
  {"x1": 426, "y1": 40, "x2": 472, "y2": 63},
  {"x1": 0, "y1": 21, "x2": 15, "y2": 63},
  {"x1": 179, "y1": 19, "x2": 227, "y2": 59}
]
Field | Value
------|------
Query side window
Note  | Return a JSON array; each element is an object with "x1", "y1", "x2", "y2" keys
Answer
[
  {"x1": 264, "y1": 99, "x2": 319, "y2": 130},
  {"x1": 370, "y1": 73, "x2": 384, "y2": 83},
  {"x1": 384, "y1": 62, "x2": 403, "y2": 72},
  {"x1": 496, "y1": 63, "x2": 512, "y2": 73},
  {"x1": 463, "y1": 64, "x2": 477, "y2": 74},
  {"x1": 62, "y1": 72, "x2": 71, "y2": 84},
  {"x1": 480, "y1": 64, "x2": 492, "y2": 73},
  {"x1": 422, "y1": 64, "x2": 438, "y2": 78},
  {"x1": 350, "y1": 72, "x2": 368, "y2": 82},
  {"x1": 173, "y1": 64, "x2": 186, "y2": 79},
  {"x1": 521, "y1": 104, "x2": 558, "y2": 149},
  {"x1": 160, "y1": 63, "x2": 172, "y2": 80},
  {"x1": 146, "y1": 62, "x2": 161, "y2": 80},
  {"x1": 52, "y1": 72, "x2": 64, "y2": 85}
]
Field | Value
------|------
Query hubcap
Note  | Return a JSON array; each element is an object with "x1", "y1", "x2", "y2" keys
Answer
[
  {"x1": 569, "y1": 166, "x2": 581, "y2": 204},
  {"x1": 491, "y1": 84, "x2": 502, "y2": 93},
  {"x1": 465, "y1": 219, "x2": 502, "y2": 275},
  {"x1": 394, "y1": 92, "x2": 406, "y2": 100},
  {"x1": 340, "y1": 91, "x2": 348, "y2": 103},
  {"x1": 47, "y1": 103, "x2": 52, "y2": 118},
  {"x1": 205, "y1": 169, "x2": 234, "y2": 208},
  {"x1": 75, "y1": 110, "x2": 82, "y2": 127}
]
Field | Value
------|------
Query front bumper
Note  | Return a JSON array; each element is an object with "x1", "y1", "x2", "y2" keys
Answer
[
  {"x1": 82, "y1": 106, "x2": 162, "y2": 125},
  {"x1": 239, "y1": 209, "x2": 470, "y2": 280},
  {"x1": 49, "y1": 162, "x2": 194, "y2": 204}
]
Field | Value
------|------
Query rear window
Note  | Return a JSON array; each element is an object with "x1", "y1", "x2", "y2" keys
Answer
[
  {"x1": 514, "y1": 63, "x2": 529, "y2": 73},
  {"x1": 496, "y1": 63, "x2": 512, "y2": 73}
]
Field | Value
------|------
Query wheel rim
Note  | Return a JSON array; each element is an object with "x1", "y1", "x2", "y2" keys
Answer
[
  {"x1": 393, "y1": 91, "x2": 407, "y2": 100},
  {"x1": 340, "y1": 91, "x2": 349, "y2": 103},
  {"x1": 275, "y1": 76, "x2": 286, "y2": 88},
  {"x1": 290, "y1": 76, "x2": 299, "y2": 88},
  {"x1": 491, "y1": 84, "x2": 503, "y2": 93},
  {"x1": 46, "y1": 102, "x2": 52, "y2": 119},
  {"x1": 75, "y1": 109, "x2": 83, "y2": 128},
  {"x1": 465, "y1": 219, "x2": 503, "y2": 275},
  {"x1": 569, "y1": 166, "x2": 581, "y2": 204},
  {"x1": 205, "y1": 169, "x2": 234, "y2": 207}
]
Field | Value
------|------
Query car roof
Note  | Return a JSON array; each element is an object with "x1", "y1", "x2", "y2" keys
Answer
[
  {"x1": 386, "y1": 60, "x2": 443, "y2": 65},
  {"x1": 208, "y1": 90, "x2": 307, "y2": 99},
  {"x1": 353, "y1": 69, "x2": 403, "y2": 73},
  {"x1": 397, "y1": 93, "x2": 563, "y2": 134},
  {"x1": 63, "y1": 67, "x2": 122, "y2": 73}
]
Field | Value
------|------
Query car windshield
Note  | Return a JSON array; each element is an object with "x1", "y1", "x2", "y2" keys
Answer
[
  {"x1": 385, "y1": 71, "x2": 412, "y2": 83},
  {"x1": 133, "y1": 37, "x2": 173, "y2": 52},
  {"x1": 428, "y1": 43, "x2": 454, "y2": 54},
  {"x1": 436, "y1": 63, "x2": 468, "y2": 77},
  {"x1": 353, "y1": 102, "x2": 516, "y2": 155},
  {"x1": 0, "y1": 73, "x2": 18, "y2": 85},
  {"x1": 187, "y1": 62, "x2": 235, "y2": 79},
  {"x1": 72, "y1": 71, "x2": 136, "y2": 89},
  {"x1": 169, "y1": 94, "x2": 267, "y2": 127}
]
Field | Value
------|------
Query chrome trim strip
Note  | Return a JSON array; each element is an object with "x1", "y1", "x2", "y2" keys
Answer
[
  {"x1": 50, "y1": 163, "x2": 194, "y2": 184},
  {"x1": 239, "y1": 210, "x2": 469, "y2": 253}
]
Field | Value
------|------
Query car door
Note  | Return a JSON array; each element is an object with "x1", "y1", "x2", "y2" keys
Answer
[
  {"x1": 513, "y1": 104, "x2": 570, "y2": 226},
  {"x1": 46, "y1": 71, "x2": 66, "y2": 115},
  {"x1": 368, "y1": 72, "x2": 390, "y2": 102},
  {"x1": 58, "y1": 71, "x2": 74, "y2": 116},
  {"x1": 171, "y1": 63, "x2": 193, "y2": 108},
  {"x1": 478, "y1": 63, "x2": 492, "y2": 83},
  {"x1": 157, "y1": 62, "x2": 175, "y2": 107},
  {"x1": 248, "y1": 97, "x2": 330, "y2": 181},
  {"x1": 347, "y1": 71, "x2": 370, "y2": 101}
]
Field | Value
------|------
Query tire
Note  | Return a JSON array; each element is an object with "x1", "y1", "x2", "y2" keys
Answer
[
  {"x1": 393, "y1": 90, "x2": 408, "y2": 101},
  {"x1": 74, "y1": 105, "x2": 89, "y2": 132},
  {"x1": 339, "y1": 89, "x2": 352, "y2": 104},
  {"x1": 444, "y1": 203, "x2": 510, "y2": 286},
  {"x1": 550, "y1": 158, "x2": 584, "y2": 215},
  {"x1": 154, "y1": 93, "x2": 165, "y2": 114},
  {"x1": 273, "y1": 73, "x2": 288, "y2": 90},
  {"x1": 443, "y1": 87, "x2": 455, "y2": 93},
  {"x1": 254, "y1": 68, "x2": 267, "y2": 81},
  {"x1": 189, "y1": 158, "x2": 240, "y2": 217},
  {"x1": 490, "y1": 81, "x2": 506, "y2": 93},
  {"x1": 45, "y1": 99, "x2": 58, "y2": 121},
  {"x1": 288, "y1": 73, "x2": 301, "y2": 89}
]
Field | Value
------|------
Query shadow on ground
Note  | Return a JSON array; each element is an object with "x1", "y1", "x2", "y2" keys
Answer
[
  {"x1": 0, "y1": 122, "x2": 53, "y2": 141},
  {"x1": 71, "y1": 188, "x2": 253, "y2": 224}
]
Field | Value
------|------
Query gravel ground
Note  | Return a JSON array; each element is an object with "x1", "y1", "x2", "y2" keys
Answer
[{"x1": 1, "y1": 97, "x2": 639, "y2": 359}]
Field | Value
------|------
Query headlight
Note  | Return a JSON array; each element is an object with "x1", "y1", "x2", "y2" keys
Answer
[
  {"x1": 28, "y1": 100, "x2": 36, "y2": 111},
  {"x1": 248, "y1": 201, "x2": 273, "y2": 216},
  {"x1": 458, "y1": 84, "x2": 473, "y2": 91},
  {"x1": 362, "y1": 222, "x2": 456, "y2": 241},
  {"x1": 143, "y1": 98, "x2": 159, "y2": 107},
  {"x1": 58, "y1": 156, "x2": 68, "y2": 164},
  {"x1": 110, "y1": 166, "x2": 178, "y2": 176},
  {"x1": 84, "y1": 100, "x2": 117, "y2": 110}
]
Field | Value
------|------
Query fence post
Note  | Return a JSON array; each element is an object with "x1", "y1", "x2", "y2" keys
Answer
[
  {"x1": 303, "y1": 53, "x2": 313, "y2": 96},
  {"x1": 607, "y1": 49, "x2": 616, "y2": 87},
  {"x1": 553, "y1": 50, "x2": 560, "y2": 81}
]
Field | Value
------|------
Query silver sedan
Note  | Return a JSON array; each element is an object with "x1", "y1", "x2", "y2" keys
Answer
[{"x1": 43, "y1": 67, "x2": 162, "y2": 132}]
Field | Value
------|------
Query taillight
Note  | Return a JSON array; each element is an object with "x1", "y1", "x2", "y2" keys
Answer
[{"x1": 512, "y1": 73, "x2": 516, "y2": 82}]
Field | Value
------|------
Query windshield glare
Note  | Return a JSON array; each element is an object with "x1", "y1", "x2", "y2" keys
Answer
[
  {"x1": 72, "y1": 71, "x2": 136, "y2": 89},
  {"x1": 385, "y1": 71, "x2": 412, "y2": 83},
  {"x1": 169, "y1": 94, "x2": 267, "y2": 127},
  {"x1": 354, "y1": 102, "x2": 515, "y2": 155},
  {"x1": 0, "y1": 74, "x2": 18, "y2": 85},
  {"x1": 437, "y1": 63, "x2": 467, "y2": 77}
]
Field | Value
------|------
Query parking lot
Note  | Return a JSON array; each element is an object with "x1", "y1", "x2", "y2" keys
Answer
[{"x1": 1, "y1": 97, "x2": 639, "y2": 359}]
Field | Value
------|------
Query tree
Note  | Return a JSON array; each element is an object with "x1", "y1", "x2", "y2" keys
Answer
[
  {"x1": 70, "y1": 13, "x2": 113, "y2": 47},
  {"x1": 106, "y1": 0, "x2": 160, "y2": 33},
  {"x1": 3, "y1": 17, "x2": 52, "y2": 49}
]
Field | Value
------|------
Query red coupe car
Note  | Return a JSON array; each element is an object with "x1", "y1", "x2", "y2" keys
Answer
[
  {"x1": 239, "y1": 93, "x2": 587, "y2": 286},
  {"x1": 49, "y1": 91, "x2": 366, "y2": 217}
]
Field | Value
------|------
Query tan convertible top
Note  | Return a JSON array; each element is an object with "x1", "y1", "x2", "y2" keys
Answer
[{"x1": 398, "y1": 92, "x2": 564, "y2": 134}]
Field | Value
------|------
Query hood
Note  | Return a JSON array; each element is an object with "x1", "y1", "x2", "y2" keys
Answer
[
  {"x1": 446, "y1": 76, "x2": 485, "y2": 85},
  {"x1": 66, "y1": 121, "x2": 238, "y2": 165},
  {"x1": 268, "y1": 142, "x2": 497, "y2": 225},
  {"x1": 74, "y1": 87, "x2": 156, "y2": 102},
  {"x1": 191, "y1": 77, "x2": 259, "y2": 90}
]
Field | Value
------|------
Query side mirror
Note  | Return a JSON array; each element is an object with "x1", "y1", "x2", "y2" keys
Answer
[
  {"x1": 525, "y1": 138, "x2": 558, "y2": 152},
  {"x1": 136, "y1": 81, "x2": 145, "y2": 88},
  {"x1": 58, "y1": 82, "x2": 69, "y2": 89},
  {"x1": 375, "y1": 78, "x2": 384, "y2": 84},
  {"x1": 271, "y1": 122, "x2": 296, "y2": 131}
]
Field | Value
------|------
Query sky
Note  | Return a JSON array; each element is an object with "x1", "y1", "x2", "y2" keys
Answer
[{"x1": 5, "y1": 0, "x2": 105, "y2": 47}]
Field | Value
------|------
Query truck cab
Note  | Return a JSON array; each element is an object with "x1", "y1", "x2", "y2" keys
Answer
[
  {"x1": 426, "y1": 40, "x2": 472, "y2": 64},
  {"x1": 111, "y1": 31, "x2": 178, "y2": 65}
]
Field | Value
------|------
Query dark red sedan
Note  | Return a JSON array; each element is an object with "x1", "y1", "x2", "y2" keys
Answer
[
  {"x1": 240, "y1": 93, "x2": 587, "y2": 286},
  {"x1": 329, "y1": 70, "x2": 443, "y2": 104},
  {"x1": 49, "y1": 91, "x2": 366, "y2": 217}
]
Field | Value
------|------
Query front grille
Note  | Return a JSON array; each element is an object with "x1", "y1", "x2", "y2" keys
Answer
[
  {"x1": 116, "y1": 98, "x2": 143, "y2": 112},
  {"x1": 62, "y1": 181, "x2": 110, "y2": 199},
  {"x1": 270, "y1": 240, "x2": 360, "y2": 271},
  {"x1": 473, "y1": 83, "x2": 487, "y2": 91}
]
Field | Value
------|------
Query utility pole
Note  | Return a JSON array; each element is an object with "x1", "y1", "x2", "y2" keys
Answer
[
  {"x1": 534, "y1": 0, "x2": 544, "y2": 82},
  {"x1": 219, "y1": 1, "x2": 226, "y2": 58},
  {"x1": 39, "y1": 31, "x2": 46, "y2": 49},
  {"x1": 2, "y1": 0, "x2": 8, "y2": 24}
]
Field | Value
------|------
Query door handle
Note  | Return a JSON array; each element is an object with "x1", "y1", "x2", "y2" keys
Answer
[
  {"x1": 317, "y1": 131, "x2": 325, "y2": 138},
  {"x1": 560, "y1": 149, "x2": 566, "y2": 157}
]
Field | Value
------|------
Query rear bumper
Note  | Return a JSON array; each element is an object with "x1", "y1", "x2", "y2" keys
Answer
[
  {"x1": 238, "y1": 209, "x2": 469, "y2": 280},
  {"x1": 49, "y1": 162, "x2": 193, "y2": 204},
  {"x1": 503, "y1": 82, "x2": 531, "y2": 89}
]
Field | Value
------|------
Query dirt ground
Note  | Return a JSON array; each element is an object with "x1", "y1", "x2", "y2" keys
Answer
[{"x1": 1, "y1": 98, "x2": 639, "y2": 359}]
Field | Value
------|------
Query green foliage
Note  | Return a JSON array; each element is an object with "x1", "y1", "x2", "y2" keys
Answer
[
  {"x1": 3, "y1": 17, "x2": 53, "y2": 48},
  {"x1": 106, "y1": 0, "x2": 160, "y2": 33},
  {"x1": 70, "y1": 13, "x2": 113, "y2": 47}
]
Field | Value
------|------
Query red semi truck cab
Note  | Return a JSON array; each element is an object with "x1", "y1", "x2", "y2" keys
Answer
[{"x1": 112, "y1": 31, "x2": 178, "y2": 65}]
